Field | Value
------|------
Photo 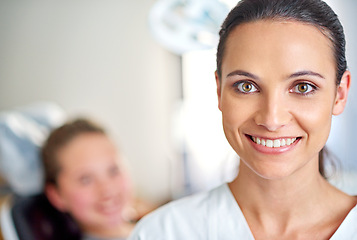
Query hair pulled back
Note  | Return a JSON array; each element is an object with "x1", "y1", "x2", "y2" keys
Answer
[
  {"x1": 216, "y1": 0, "x2": 347, "y2": 178},
  {"x1": 216, "y1": 0, "x2": 347, "y2": 84}
]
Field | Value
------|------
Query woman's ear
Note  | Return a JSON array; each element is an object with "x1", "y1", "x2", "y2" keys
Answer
[
  {"x1": 45, "y1": 184, "x2": 67, "y2": 212},
  {"x1": 215, "y1": 71, "x2": 222, "y2": 111},
  {"x1": 333, "y1": 70, "x2": 351, "y2": 116}
]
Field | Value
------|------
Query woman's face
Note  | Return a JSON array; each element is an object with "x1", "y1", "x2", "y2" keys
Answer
[
  {"x1": 216, "y1": 20, "x2": 350, "y2": 180},
  {"x1": 48, "y1": 133, "x2": 131, "y2": 234}
]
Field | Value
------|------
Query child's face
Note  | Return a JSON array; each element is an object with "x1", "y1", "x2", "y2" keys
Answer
[{"x1": 49, "y1": 133, "x2": 131, "y2": 234}]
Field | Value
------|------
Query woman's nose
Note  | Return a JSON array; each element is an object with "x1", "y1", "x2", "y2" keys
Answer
[{"x1": 254, "y1": 92, "x2": 292, "y2": 131}]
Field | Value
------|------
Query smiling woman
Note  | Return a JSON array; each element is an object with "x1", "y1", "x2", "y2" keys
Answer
[
  {"x1": 129, "y1": 0, "x2": 356, "y2": 239},
  {"x1": 217, "y1": 20, "x2": 345, "y2": 180}
]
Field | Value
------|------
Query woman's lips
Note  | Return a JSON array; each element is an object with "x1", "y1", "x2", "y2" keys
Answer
[
  {"x1": 251, "y1": 136, "x2": 298, "y2": 148},
  {"x1": 246, "y1": 135, "x2": 301, "y2": 153}
]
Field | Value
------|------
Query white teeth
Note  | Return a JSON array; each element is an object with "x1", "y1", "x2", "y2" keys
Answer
[
  {"x1": 273, "y1": 139, "x2": 280, "y2": 147},
  {"x1": 252, "y1": 136, "x2": 297, "y2": 148}
]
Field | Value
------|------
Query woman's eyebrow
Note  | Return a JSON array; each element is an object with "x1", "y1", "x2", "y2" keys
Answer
[
  {"x1": 226, "y1": 70, "x2": 260, "y2": 80},
  {"x1": 226, "y1": 70, "x2": 325, "y2": 80},
  {"x1": 288, "y1": 70, "x2": 325, "y2": 79}
]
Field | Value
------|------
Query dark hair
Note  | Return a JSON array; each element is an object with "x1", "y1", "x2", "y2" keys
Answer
[
  {"x1": 216, "y1": 0, "x2": 347, "y2": 84},
  {"x1": 216, "y1": 0, "x2": 346, "y2": 178},
  {"x1": 41, "y1": 118, "x2": 106, "y2": 186}
]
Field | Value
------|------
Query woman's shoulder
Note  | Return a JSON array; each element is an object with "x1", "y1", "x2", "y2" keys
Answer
[
  {"x1": 330, "y1": 202, "x2": 357, "y2": 239},
  {"x1": 128, "y1": 183, "x2": 232, "y2": 240},
  {"x1": 135, "y1": 183, "x2": 230, "y2": 224}
]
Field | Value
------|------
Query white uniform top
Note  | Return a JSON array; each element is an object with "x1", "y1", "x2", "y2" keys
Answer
[{"x1": 129, "y1": 183, "x2": 357, "y2": 240}]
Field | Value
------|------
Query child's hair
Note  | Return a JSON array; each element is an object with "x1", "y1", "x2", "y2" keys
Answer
[{"x1": 41, "y1": 118, "x2": 106, "y2": 186}]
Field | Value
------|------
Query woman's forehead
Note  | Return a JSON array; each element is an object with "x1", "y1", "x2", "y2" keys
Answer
[
  {"x1": 226, "y1": 19, "x2": 332, "y2": 50},
  {"x1": 221, "y1": 20, "x2": 335, "y2": 79}
]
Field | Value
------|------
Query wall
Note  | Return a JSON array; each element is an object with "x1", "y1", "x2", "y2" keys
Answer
[
  {"x1": 0, "y1": 0, "x2": 181, "y2": 204},
  {"x1": 1, "y1": 0, "x2": 356, "y2": 202}
]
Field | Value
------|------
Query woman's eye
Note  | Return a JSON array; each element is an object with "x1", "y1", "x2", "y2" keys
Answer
[
  {"x1": 235, "y1": 81, "x2": 258, "y2": 93},
  {"x1": 291, "y1": 82, "x2": 316, "y2": 94}
]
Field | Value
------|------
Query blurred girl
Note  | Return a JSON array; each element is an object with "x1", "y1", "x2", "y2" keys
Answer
[{"x1": 42, "y1": 119, "x2": 133, "y2": 240}]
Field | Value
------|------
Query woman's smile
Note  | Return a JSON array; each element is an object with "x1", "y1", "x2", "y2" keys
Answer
[
  {"x1": 251, "y1": 136, "x2": 298, "y2": 148},
  {"x1": 246, "y1": 134, "x2": 301, "y2": 154}
]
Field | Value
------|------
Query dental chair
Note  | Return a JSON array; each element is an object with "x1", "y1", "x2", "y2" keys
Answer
[
  {"x1": 0, "y1": 102, "x2": 81, "y2": 240},
  {"x1": 13, "y1": 193, "x2": 81, "y2": 240},
  {"x1": 2, "y1": 193, "x2": 82, "y2": 240}
]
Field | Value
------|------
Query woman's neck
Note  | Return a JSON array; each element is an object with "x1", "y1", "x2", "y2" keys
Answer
[{"x1": 228, "y1": 160, "x2": 356, "y2": 239}]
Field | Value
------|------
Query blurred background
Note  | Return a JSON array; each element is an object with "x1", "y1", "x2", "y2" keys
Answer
[{"x1": 0, "y1": 0, "x2": 356, "y2": 205}]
